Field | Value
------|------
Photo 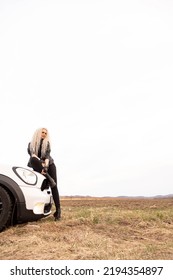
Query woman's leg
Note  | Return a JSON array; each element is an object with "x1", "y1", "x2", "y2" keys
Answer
[
  {"x1": 48, "y1": 163, "x2": 61, "y2": 219},
  {"x1": 48, "y1": 162, "x2": 57, "y2": 183}
]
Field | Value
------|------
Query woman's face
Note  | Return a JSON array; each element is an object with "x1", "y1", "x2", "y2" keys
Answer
[{"x1": 41, "y1": 129, "x2": 47, "y2": 139}]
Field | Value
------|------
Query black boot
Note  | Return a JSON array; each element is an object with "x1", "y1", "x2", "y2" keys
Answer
[
  {"x1": 45, "y1": 173, "x2": 56, "y2": 188},
  {"x1": 53, "y1": 208, "x2": 61, "y2": 221}
]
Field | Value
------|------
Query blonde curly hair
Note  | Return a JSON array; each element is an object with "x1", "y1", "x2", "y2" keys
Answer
[{"x1": 29, "y1": 127, "x2": 51, "y2": 157}]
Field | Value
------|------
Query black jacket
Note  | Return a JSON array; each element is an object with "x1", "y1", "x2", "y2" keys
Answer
[{"x1": 27, "y1": 141, "x2": 54, "y2": 167}]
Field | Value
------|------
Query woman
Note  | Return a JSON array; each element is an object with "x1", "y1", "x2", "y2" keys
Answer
[{"x1": 27, "y1": 127, "x2": 61, "y2": 220}]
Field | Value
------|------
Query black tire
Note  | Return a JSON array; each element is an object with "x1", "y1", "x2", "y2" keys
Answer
[{"x1": 0, "y1": 186, "x2": 13, "y2": 232}]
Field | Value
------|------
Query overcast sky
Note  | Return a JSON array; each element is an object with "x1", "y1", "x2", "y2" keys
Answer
[{"x1": 0, "y1": 0, "x2": 173, "y2": 197}]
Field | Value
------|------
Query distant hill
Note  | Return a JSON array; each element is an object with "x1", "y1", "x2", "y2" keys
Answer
[
  {"x1": 61, "y1": 194, "x2": 173, "y2": 199},
  {"x1": 117, "y1": 194, "x2": 173, "y2": 199}
]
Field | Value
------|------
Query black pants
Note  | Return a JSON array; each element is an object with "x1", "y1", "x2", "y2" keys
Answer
[{"x1": 30, "y1": 157, "x2": 61, "y2": 210}]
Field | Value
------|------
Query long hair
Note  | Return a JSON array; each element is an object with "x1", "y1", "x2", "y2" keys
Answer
[{"x1": 29, "y1": 127, "x2": 51, "y2": 157}]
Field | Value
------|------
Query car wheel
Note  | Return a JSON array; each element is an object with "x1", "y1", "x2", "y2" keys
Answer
[{"x1": 0, "y1": 186, "x2": 13, "y2": 232}]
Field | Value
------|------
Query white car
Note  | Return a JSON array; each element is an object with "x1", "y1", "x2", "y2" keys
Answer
[{"x1": 0, "y1": 164, "x2": 53, "y2": 232}]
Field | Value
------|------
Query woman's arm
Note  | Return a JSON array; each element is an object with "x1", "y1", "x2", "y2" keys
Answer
[
  {"x1": 28, "y1": 143, "x2": 40, "y2": 159},
  {"x1": 27, "y1": 143, "x2": 31, "y2": 155},
  {"x1": 44, "y1": 142, "x2": 51, "y2": 167}
]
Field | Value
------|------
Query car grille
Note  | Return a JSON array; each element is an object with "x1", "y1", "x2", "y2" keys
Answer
[{"x1": 44, "y1": 202, "x2": 52, "y2": 214}]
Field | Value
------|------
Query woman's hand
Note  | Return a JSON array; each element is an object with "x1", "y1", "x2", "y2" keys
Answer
[{"x1": 41, "y1": 165, "x2": 48, "y2": 174}]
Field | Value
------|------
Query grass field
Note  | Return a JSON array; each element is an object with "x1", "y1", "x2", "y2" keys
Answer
[{"x1": 0, "y1": 197, "x2": 173, "y2": 260}]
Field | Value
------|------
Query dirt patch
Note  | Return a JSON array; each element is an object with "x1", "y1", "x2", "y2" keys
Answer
[{"x1": 0, "y1": 197, "x2": 173, "y2": 260}]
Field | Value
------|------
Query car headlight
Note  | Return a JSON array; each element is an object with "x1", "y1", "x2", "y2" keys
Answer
[{"x1": 13, "y1": 167, "x2": 37, "y2": 185}]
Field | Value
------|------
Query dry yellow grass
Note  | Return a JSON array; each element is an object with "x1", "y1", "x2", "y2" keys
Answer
[{"x1": 0, "y1": 197, "x2": 173, "y2": 260}]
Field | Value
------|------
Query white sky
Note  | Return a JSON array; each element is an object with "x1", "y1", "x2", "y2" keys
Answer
[{"x1": 0, "y1": 0, "x2": 173, "y2": 197}]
